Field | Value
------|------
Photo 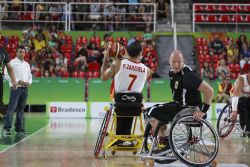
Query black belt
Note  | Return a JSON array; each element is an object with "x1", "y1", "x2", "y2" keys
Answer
[{"x1": 11, "y1": 87, "x2": 27, "y2": 89}]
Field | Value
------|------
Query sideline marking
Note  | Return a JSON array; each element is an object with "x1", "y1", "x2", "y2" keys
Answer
[{"x1": 0, "y1": 124, "x2": 50, "y2": 153}]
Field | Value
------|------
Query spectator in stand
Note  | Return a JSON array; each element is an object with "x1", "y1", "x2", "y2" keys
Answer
[
  {"x1": 237, "y1": 34, "x2": 248, "y2": 55},
  {"x1": 48, "y1": 34, "x2": 59, "y2": 53},
  {"x1": 216, "y1": 59, "x2": 230, "y2": 80},
  {"x1": 239, "y1": 43, "x2": 250, "y2": 69},
  {"x1": 74, "y1": 45, "x2": 88, "y2": 72},
  {"x1": 200, "y1": 61, "x2": 214, "y2": 79},
  {"x1": 156, "y1": 0, "x2": 169, "y2": 23},
  {"x1": 142, "y1": 40, "x2": 158, "y2": 77},
  {"x1": 72, "y1": 0, "x2": 89, "y2": 30},
  {"x1": 114, "y1": 4, "x2": 126, "y2": 31},
  {"x1": 87, "y1": 42, "x2": 101, "y2": 63},
  {"x1": 32, "y1": 31, "x2": 46, "y2": 53},
  {"x1": 49, "y1": 4, "x2": 63, "y2": 22},
  {"x1": 226, "y1": 39, "x2": 239, "y2": 64},
  {"x1": 209, "y1": 34, "x2": 226, "y2": 60},
  {"x1": 87, "y1": 0, "x2": 103, "y2": 30},
  {"x1": 20, "y1": 30, "x2": 32, "y2": 52},
  {"x1": 41, "y1": 52, "x2": 56, "y2": 77},
  {"x1": 103, "y1": 2, "x2": 115, "y2": 31},
  {"x1": 55, "y1": 52, "x2": 67, "y2": 76},
  {"x1": 216, "y1": 75, "x2": 232, "y2": 103},
  {"x1": 100, "y1": 34, "x2": 111, "y2": 51}
]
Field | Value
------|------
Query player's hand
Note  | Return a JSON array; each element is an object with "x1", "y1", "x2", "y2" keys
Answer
[
  {"x1": 103, "y1": 45, "x2": 111, "y2": 59},
  {"x1": 193, "y1": 111, "x2": 206, "y2": 121},
  {"x1": 230, "y1": 111, "x2": 237, "y2": 121}
]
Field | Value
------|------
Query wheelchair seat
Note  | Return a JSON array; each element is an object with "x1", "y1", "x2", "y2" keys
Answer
[{"x1": 114, "y1": 93, "x2": 143, "y2": 116}]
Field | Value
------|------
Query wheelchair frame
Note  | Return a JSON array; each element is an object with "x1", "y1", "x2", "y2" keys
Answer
[
  {"x1": 139, "y1": 108, "x2": 219, "y2": 166},
  {"x1": 217, "y1": 102, "x2": 246, "y2": 138},
  {"x1": 94, "y1": 103, "x2": 145, "y2": 159}
]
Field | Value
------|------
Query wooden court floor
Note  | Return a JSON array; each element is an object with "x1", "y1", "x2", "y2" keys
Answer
[{"x1": 0, "y1": 118, "x2": 249, "y2": 167}]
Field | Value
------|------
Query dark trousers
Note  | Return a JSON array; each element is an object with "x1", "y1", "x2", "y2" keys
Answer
[
  {"x1": 238, "y1": 97, "x2": 250, "y2": 131},
  {"x1": 146, "y1": 102, "x2": 186, "y2": 123},
  {"x1": 116, "y1": 116, "x2": 134, "y2": 135},
  {"x1": 4, "y1": 87, "x2": 28, "y2": 131},
  {"x1": 0, "y1": 76, "x2": 3, "y2": 103}
]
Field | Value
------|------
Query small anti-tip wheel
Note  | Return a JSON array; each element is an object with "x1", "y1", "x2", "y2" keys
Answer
[{"x1": 102, "y1": 151, "x2": 106, "y2": 159}]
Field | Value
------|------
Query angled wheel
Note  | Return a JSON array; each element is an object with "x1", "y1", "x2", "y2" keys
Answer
[
  {"x1": 169, "y1": 115, "x2": 219, "y2": 166},
  {"x1": 94, "y1": 107, "x2": 112, "y2": 159},
  {"x1": 216, "y1": 104, "x2": 236, "y2": 138}
]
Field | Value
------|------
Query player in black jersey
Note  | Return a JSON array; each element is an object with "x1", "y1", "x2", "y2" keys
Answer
[{"x1": 144, "y1": 50, "x2": 214, "y2": 155}]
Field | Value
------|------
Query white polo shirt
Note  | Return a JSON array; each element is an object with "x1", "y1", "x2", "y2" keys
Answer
[{"x1": 5, "y1": 57, "x2": 32, "y2": 87}]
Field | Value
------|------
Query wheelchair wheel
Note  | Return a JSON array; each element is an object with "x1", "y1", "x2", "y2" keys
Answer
[
  {"x1": 94, "y1": 108, "x2": 112, "y2": 159},
  {"x1": 169, "y1": 115, "x2": 219, "y2": 166},
  {"x1": 217, "y1": 104, "x2": 236, "y2": 138}
]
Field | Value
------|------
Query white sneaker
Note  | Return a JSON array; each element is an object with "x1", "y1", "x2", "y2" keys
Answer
[{"x1": 123, "y1": 141, "x2": 132, "y2": 146}]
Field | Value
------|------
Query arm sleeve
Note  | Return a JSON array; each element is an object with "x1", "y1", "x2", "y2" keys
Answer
[{"x1": 183, "y1": 72, "x2": 202, "y2": 90}]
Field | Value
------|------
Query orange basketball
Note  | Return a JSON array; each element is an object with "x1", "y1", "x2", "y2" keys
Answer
[{"x1": 109, "y1": 42, "x2": 125, "y2": 59}]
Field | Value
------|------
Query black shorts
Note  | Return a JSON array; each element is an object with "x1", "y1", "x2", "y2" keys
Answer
[{"x1": 146, "y1": 102, "x2": 186, "y2": 123}]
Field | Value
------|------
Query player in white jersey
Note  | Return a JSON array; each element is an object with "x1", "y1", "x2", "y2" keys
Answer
[
  {"x1": 231, "y1": 70, "x2": 250, "y2": 135},
  {"x1": 101, "y1": 40, "x2": 152, "y2": 137}
]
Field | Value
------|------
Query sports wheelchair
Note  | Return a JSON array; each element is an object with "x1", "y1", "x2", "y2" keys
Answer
[
  {"x1": 217, "y1": 101, "x2": 247, "y2": 138},
  {"x1": 94, "y1": 93, "x2": 144, "y2": 159},
  {"x1": 139, "y1": 107, "x2": 219, "y2": 166}
]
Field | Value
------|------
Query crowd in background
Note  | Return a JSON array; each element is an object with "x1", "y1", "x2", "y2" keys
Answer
[
  {"x1": 197, "y1": 34, "x2": 250, "y2": 102},
  {"x1": 0, "y1": 26, "x2": 158, "y2": 79},
  {"x1": 0, "y1": 0, "x2": 170, "y2": 32}
]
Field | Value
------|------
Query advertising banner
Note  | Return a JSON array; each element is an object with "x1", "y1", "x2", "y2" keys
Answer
[{"x1": 47, "y1": 102, "x2": 87, "y2": 118}]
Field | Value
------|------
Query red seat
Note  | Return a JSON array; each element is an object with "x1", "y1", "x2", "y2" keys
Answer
[
  {"x1": 34, "y1": 71, "x2": 41, "y2": 77},
  {"x1": 76, "y1": 36, "x2": 83, "y2": 44},
  {"x1": 62, "y1": 35, "x2": 72, "y2": 44},
  {"x1": 203, "y1": 46, "x2": 208, "y2": 54},
  {"x1": 246, "y1": 15, "x2": 250, "y2": 23},
  {"x1": 228, "y1": 63, "x2": 236, "y2": 73},
  {"x1": 218, "y1": 5, "x2": 229, "y2": 12},
  {"x1": 204, "y1": 54, "x2": 210, "y2": 62},
  {"x1": 194, "y1": 4, "x2": 204, "y2": 12},
  {"x1": 90, "y1": 36, "x2": 96, "y2": 43},
  {"x1": 88, "y1": 61, "x2": 100, "y2": 72},
  {"x1": 198, "y1": 54, "x2": 204, "y2": 64},
  {"x1": 63, "y1": 71, "x2": 70, "y2": 78},
  {"x1": 230, "y1": 73, "x2": 238, "y2": 80},
  {"x1": 8, "y1": 35, "x2": 19, "y2": 45},
  {"x1": 207, "y1": 15, "x2": 217, "y2": 22},
  {"x1": 237, "y1": 15, "x2": 244, "y2": 23},
  {"x1": 195, "y1": 15, "x2": 204, "y2": 22},
  {"x1": 235, "y1": 64, "x2": 241, "y2": 73},
  {"x1": 72, "y1": 71, "x2": 78, "y2": 78},
  {"x1": 95, "y1": 36, "x2": 101, "y2": 45},
  {"x1": 205, "y1": 5, "x2": 216, "y2": 12},
  {"x1": 212, "y1": 54, "x2": 220, "y2": 64},
  {"x1": 219, "y1": 15, "x2": 230, "y2": 23},
  {"x1": 78, "y1": 71, "x2": 86, "y2": 78}
]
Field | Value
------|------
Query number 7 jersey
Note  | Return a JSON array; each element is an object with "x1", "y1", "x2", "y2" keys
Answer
[{"x1": 114, "y1": 59, "x2": 148, "y2": 93}]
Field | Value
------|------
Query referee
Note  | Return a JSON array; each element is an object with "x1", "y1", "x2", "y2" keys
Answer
[
  {"x1": 3, "y1": 45, "x2": 32, "y2": 135},
  {"x1": 144, "y1": 50, "x2": 214, "y2": 154}
]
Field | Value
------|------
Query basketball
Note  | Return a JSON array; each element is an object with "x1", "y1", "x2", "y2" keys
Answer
[{"x1": 108, "y1": 42, "x2": 125, "y2": 59}]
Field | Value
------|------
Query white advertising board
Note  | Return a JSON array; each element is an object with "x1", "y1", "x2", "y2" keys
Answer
[{"x1": 48, "y1": 102, "x2": 87, "y2": 118}]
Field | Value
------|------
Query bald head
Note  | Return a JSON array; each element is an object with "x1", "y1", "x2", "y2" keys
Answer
[{"x1": 169, "y1": 50, "x2": 184, "y2": 73}]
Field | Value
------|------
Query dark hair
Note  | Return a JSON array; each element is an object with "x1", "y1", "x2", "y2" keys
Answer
[
  {"x1": 16, "y1": 45, "x2": 25, "y2": 52},
  {"x1": 127, "y1": 40, "x2": 142, "y2": 58}
]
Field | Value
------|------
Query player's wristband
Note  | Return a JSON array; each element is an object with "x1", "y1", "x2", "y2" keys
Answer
[
  {"x1": 231, "y1": 96, "x2": 239, "y2": 111},
  {"x1": 201, "y1": 103, "x2": 210, "y2": 113}
]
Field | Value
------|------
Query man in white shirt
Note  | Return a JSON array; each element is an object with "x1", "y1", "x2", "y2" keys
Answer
[{"x1": 3, "y1": 45, "x2": 32, "y2": 135}]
